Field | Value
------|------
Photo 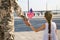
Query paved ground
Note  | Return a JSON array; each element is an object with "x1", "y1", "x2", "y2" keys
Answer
[{"x1": 15, "y1": 30, "x2": 60, "y2": 40}]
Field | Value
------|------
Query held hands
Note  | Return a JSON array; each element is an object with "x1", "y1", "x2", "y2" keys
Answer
[
  {"x1": 21, "y1": 15, "x2": 42, "y2": 32},
  {"x1": 23, "y1": 17, "x2": 38, "y2": 32}
]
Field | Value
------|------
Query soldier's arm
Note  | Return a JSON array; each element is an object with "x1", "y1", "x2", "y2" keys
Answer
[{"x1": 13, "y1": 0, "x2": 31, "y2": 26}]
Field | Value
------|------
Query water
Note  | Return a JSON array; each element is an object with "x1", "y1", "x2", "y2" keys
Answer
[{"x1": 14, "y1": 18, "x2": 60, "y2": 32}]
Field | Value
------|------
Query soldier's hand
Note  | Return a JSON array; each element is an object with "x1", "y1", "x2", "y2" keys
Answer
[
  {"x1": 20, "y1": 15, "x2": 31, "y2": 26},
  {"x1": 23, "y1": 20, "x2": 31, "y2": 26}
]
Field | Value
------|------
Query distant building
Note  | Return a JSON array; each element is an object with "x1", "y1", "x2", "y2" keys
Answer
[{"x1": 14, "y1": 10, "x2": 60, "y2": 19}]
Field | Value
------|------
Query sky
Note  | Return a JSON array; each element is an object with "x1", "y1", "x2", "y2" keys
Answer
[{"x1": 17, "y1": 0, "x2": 60, "y2": 11}]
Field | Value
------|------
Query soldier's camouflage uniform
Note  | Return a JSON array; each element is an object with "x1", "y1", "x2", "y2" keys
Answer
[{"x1": 0, "y1": 0, "x2": 26, "y2": 40}]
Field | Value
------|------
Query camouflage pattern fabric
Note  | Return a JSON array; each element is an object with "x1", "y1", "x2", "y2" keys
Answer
[{"x1": 0, "y1": 0, "x2": 26, "y2": 40}]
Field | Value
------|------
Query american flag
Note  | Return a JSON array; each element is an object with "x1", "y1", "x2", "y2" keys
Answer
[{"x1": 27, "y1": 8, "x2": 34, "y2": 19}]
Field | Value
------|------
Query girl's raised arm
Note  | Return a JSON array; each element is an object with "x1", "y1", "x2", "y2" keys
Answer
[{"x1": 30, "y1": 24, "x2": 46, "y2": 32}]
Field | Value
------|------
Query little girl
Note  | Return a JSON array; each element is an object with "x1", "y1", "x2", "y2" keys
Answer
[{"x1": 25, "y1": 11, "x2": 58, "y2": 40}]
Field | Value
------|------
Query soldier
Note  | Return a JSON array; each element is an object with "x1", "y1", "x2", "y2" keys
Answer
[{"x1": 0, "y1": 0, "x2": 31, "y2": 40}]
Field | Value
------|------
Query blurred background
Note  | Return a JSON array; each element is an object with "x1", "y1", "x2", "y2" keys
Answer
[{"x1": 15, "y1": 0, "x2": 60, "y2": 40}]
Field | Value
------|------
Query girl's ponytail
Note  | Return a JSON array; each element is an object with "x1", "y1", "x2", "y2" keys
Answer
[
  {"x1": 44, "y1": 11, "x2": 52, "y2": 40},
  {"x1": 48, "y1": 20, "x2": 51, "y2": 34}
]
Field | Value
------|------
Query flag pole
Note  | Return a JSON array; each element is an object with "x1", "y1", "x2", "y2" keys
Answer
[
  {"x1": 28, "y1": 0, "x2": 29, "y2": 12},
  {"x1": 46, "y1": 1, "x2": 48, "y2": 11}
]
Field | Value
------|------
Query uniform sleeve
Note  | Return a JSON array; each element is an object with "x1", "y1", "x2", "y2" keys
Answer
[
  {"x1": 12, "y1": 0, "x2": 28, "y2": 21},
  {"x1": 12, "y1": 0, "x2": 24, "y2": 17}
]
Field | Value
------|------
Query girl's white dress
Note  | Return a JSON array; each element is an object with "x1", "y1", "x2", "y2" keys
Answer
[{"x1": 43, "y1": 22, "x2": 58, "y2": 40}]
